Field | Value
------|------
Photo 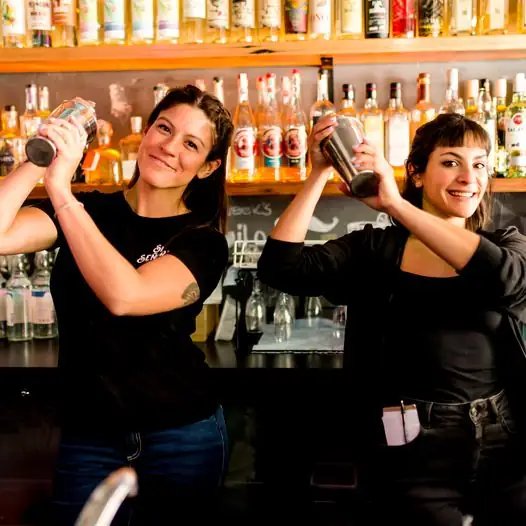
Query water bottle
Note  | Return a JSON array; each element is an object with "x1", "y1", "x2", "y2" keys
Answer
[
  {"x1": 31, "y1": 251, "x2": 58, "y2": 339},
  {"x1": 245, "y1": 278, "x2": 265, "y2": 334},
  {"x1": 306, "y1": 296, "x2": 323, "y2": 328},
  {"x1": 274, "y1": 296, "x2": 292, "y2": 343},
  {"x1": 6, "y1": 254, "x2": 33, "y2": 342}
]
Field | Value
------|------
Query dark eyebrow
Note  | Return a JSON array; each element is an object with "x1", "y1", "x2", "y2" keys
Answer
[
  {"x1": 158, "y1": 116, "x2": 205, "y2": 147},
  {"x1": 439, "y1": 151, "x2": 487, "y2": 161}
]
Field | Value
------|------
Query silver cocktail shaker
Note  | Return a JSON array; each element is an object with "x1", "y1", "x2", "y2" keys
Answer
[
  {"x1": 320, "y1": 114, "x2": 379, "y2": 198},
  {"x1": 26, "y1": 97, "x2": 97, "y2": 168}
]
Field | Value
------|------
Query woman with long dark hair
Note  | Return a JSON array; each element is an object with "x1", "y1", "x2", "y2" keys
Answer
[
  {"x1": 0, "y1": 85, "x2": 233, "y2": 524},
  {"x1": 258, "y1": 113, "x2": 526, "y2": 525}
]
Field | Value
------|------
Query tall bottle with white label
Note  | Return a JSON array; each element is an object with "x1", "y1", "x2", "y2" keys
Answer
[
  {"x1": 103, "y1": 0, "x2": 127, "y2": 43},
  {"x1": 78, "y1": 0, "x2": 101, "y2": 45},
  {"x1": 155, "y1": 0, "x2": 180, "y2": 42},
  {"x1": 448, "y1": 0, "x2": 477, "y2": 35},
  {"x1": 338, "y1": 0, "x2": 363, "y2": 38},
  {"x1": 384, "y1": 82, "x2": 410, "y2": 175},
  {"x1": 231, "y1": 0, "x2": 256, "y2": 42},
  {"x1": 206, "y1": 0, "x2": 228, "y2": 42},
  {"x1": 480, "y1": 0, "x2": 508, "y2": 34},
  {"x1": 309, "y1": 0, "x2": 332, "y2": 39},
  {"x1": 258, "y1": 0, "x2": 282, "y2": 41},
  {"x1": 130, "y1": 0, "x2": 155, "y2": 43},
  {"x1": 359, "y1": 82, "x2": 385, "y2": 155},
  {"x1": 2, "y1": 0, "x2": 28, "y2": 47},
  {"x1": 505, "y1": 73, "x2": 526, "y2": 178},
  {"x1": 31, "y1": 251, "x2": 58, "y2": 340},
  {"x1": 6, "y1": 254, "x2": 32, "y2": 342},
  {"x1": 231, "y1": 73, "x2": 257, "y2": 183},
  {"x1": 27, "y1": 0, "x2": 53, "y2": 46},
  {"x1": 182, "y1": 0, "x2": 206, "y2": 42}
]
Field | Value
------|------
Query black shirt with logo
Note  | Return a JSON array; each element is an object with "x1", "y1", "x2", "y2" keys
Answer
[{"x1": 34, "y1": 191, "x2": 228, "y2": 431}]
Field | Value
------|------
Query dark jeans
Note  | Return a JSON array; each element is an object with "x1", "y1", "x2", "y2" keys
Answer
[
  {"x1": 52, "y1": 407, "x2": 228, "y2": 526},
  {"x1": 363, "y1": 390, "x2": 526, "y2": 526}
]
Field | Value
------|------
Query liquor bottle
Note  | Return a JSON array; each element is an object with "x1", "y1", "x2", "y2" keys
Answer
[
  {"x1": 480, "y1": 0, "x2": 508, "y2": 34},
  {"x1": 448, "y1": 0, "x2": 477, "y2": 35},
  {"x1": 156, "y1": 0, "x2": 180, "y2": 43},
  {"x1": 439, "y1": 68, "x2": 465, "y2": 115},
  {"x1": 464, "y1": 79, "x2": 479, "y2": 119},
  {"x1": 230, "y1": 73, "x2": 257, "y2": 183},
  {"x1": 384, "y1": 82, "x2": 410, "y2": 174},
  {"x1": 359, "y1": 82, "x2": 384, "y2": 155},
  {"x1": 258, "y1": 73, "x2": 283, "y2": 182},
  {"x1": 1, "y1": 0, "x2": 27, "y2": 47},
  {"x1": 27, "y1": 0, "x2": 53, "y2": 46},
  {"x1": 38, "y1": 86, "x2": 51, "y2": 120},
  {"x1": 103, "y1": 0, "x2": 127, "y2": 44},
  {"x1": 418, "y1": 0, "x2": 445, "y2": 36},
  {"x1": 206, "y1": 0, "x2": 229, "y2": 43},
  {"x1": 337, "y1": 0, "x2": 363, "y2": 38},
  {"x1": 245, "y1": 278, "x2": 265, "y2": 333},
  {"x1": 6, "y1": 254, "x2": 33, "y2": 342},
  {"x1": 182, "y1": 0, "x2": 206, "y2": 42},
  {"x1": 52, "y1": 0, "x2": 78, "y2": 46},
  {"x1": 284, "y1": 0, "x2": 308, "y2": 40},
  {"x1": 153, "y1": 83, "x2": 170, "y2": 106},
  {"x1": 213, "y1": 76, "x2": 225, "y2": 103},
  {"x1": 31, "y1": 251, "x2": 58, "y2": 340},
  {"x1": 505, "y1": 73, "x2": 526, "y2": 178},
  {"x1": 494, "y1": 77, "x2": 508, "y2": 178},
  {"x1": 410, "y1": 72, "x2": 436, "y2": 140},
  {"x1": 0, "y1": 105, "x2": 20, "y2": 178},
  {"x1": 309, "y1": 69, "x2": 334, "y2": 129},
  {"x1": 120, "y1": 116, "x2": 143, "y2": 184},
  {"x1": 20, "y1": 84, "x2": 41, "y2": 139},
  {"x1": 259, "y1": 0, "x2": 283, "y2": 41},
  {"x1": 365, "y1": 0, "x2": 390, "y2": 38},
  {"x1": 83, "y1": 120, "x2": 123, "y2": 184},
  {"x1": 130, "y1": 0, "x2": 155, "y2": 43},
  {"x1": 78, "y1": 0, "x2": 101, "y2": 45},
  {"x1": 340, "y1": 83, "x2": 357, "y2": 116},
  {"x1": 231, "y1": 0, "x2": 256, "y2": 42},
  {"x1": 309, "y1": 0, "x2": 332, "y2": 39},
  {"x1": 391, "y1": 0, "x2": 416, "y2": 37},
  {"x1": 282, "y1": 70, "x2": 307, "y2": 181},
  {"x1": 473, "y1": 79, "x2": 497, "y2": 176}
]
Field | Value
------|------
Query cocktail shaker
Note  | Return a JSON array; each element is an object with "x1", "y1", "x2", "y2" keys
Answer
[
  {"x1": 320, "y1": 114, "x2": 379, "y2": 198},
  {"x1": 26, "y1": 97, "x2": 97, "y2": 168}
]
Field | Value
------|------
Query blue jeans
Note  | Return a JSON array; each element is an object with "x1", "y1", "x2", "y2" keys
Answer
[
  {"x1": 363, "y1": 390, "x2": 526, "y2": 526},
  {"x1": 52, "y1": 407, "x2": 228, "y2": 526}
]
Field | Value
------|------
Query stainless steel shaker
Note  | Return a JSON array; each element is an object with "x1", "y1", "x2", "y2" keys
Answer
[
  {"x1": 26, "y1": 97, "x2": 97, "y2": 168},
  {"x1": 320, "y1": 114, "x2": 379, "y2": 198}
]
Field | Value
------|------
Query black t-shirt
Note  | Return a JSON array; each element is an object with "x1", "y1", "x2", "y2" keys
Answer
[
  {"x1": 33, "y1": 191, "x2": 228, "y2": 431},
  {"x1": 386, "y1": 270, "x2": 501, "y2": 404}
]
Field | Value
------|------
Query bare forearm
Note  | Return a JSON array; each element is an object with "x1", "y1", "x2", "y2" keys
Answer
[
  {"x1": 389, "y1": 199, "x2": 480, "y2": 271},
  {"x1": 270, "y1": 168, "x2": 331, "y2": 242},
  {"x1": 0, "y1": 162, "x2": 46, "y2": 232},
  {"x1": 48, "y1": 188, "x2": 141, "y2": 310}
]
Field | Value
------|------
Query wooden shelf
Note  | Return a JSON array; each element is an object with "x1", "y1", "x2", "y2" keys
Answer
[
  {"x1": 26, "y1": 178, "x2": 526, "y2": 199},
  {"x1": 2, "y1": 35, "x2": 526, "y2": 73}
]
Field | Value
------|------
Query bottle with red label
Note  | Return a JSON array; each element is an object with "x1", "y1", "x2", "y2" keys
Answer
[
  {"x1": 391, "y1": 0, "x2": 416, "y2": 37},
  {"x1": 230, "y1": 73, "x2": 258, "y2": 183}
]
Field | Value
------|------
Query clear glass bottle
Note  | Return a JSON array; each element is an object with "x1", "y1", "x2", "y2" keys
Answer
[
  {"x1": 27, "y1": 0, "x2": 53, "y2": 46},
  {"x1": 274, "y1": 295, "x2": 292, "y2": 343},
  {"x1": 464, "y1": 79, "x2": 479, "y2": 119},
  {"x1": 245, "y1": 277, "x2": 266, "y2": 333},
  {"x1": 258, "y1": 0, "x2": 282, "y2": 41},
  {"x1": 52, "y1": 0, "x2": 78, "y2": 46},
  {"x1": 448, "y1": 0, "x2": 477, "y2": 35},
  {"x1": 2, "y1": 0, "x2": 27, "y2": 47},
  {"x1": 6, "y1": 254, "x2": 32, "y2": 342},
  {"x1": 282, "y1": 70, "x2": 308, "y2": 181},
  {"x1": 306, "y1": 296, "x2": 322, "y2": 328},
  {"x1": 83, "y1": 120, "x2": 123, "y2": 185},
  {"x1": 384, "y1": 82, "x2": 410, "y2": 174},
  {"x1": 230, "y1": 73, "x2": 257, "y2": 183},
  {"x1": 182, "y1": 0, "x2": 206, "y2": 42},
  {"x1": 0, "y1": 105, "x2": 20, "y2": 179},
  {"x1": 31, "y1": 251, "x2": 58, "y2": 340},
  {"x1": 332, "y1": 305, "x2": 346, "y2": 340},
  {"x1": 284, "y1": 0, "x2": 308, "y2": 40},
  {"x1": 309, "y1": 69, "x2": 334, "y2": 129},
  {"x1": 439, "y1": 68, "x2": 465, "y2": 116},
  {"x1": 338, "y1": 0, "x2": 363, "y2": 38},
  {"x1": 340, "y1": 83, "x2": 357, "y2": 116},
  {"x1": 102, "y1": 0, "x2": 127, "y2": 44},
  {"x1": 156, "y1": 0, "x2": 180, "y2": 43},
  {"x1": 359, "y1": 82, "x2": 385, "y2": 156},
  {"x1": 130, "y1": 0, "x2": 155, "y2": 43},
  {"x1": 78, "y1": 0, "x2": 101, "y2": 45},
  {"x1": 473, "y1": 79, "x2": 497, "y2": 176},
  {"x1": 20, "y1": 84, "x2": 41, "y2": 139},
  {"x1": 38, "y1": 86, "x2": 51, "y2": 120},
  {"x1": 480, "y1": 0, "x2": 508, "y2": 34},
  {"x1": 120, "y1": 116, "x2": 143, "y2": 184},
  {"x1": 231, "y1": 0, "x2": 256, "y2": 42},
  {"x1": 206, "y1": 0, "x2": 229, "y2": 42},
  {"x1": 505, "y1": 73, "x2": 526, "y2": 178},
  {"x1": 410, "y1": 72, "x2": 435, "y2": 141},
  {"x1": 494, "y1": 77, "x2": 508, "y2": 178}
]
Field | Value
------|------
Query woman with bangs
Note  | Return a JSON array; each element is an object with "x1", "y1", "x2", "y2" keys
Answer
[{"x1": 258, "y1": 113, "x2": 526, "y2": 525}]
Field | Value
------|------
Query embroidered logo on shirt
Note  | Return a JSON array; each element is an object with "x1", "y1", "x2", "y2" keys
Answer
[{"x1": 137, "y1": 244, "x2": 167, "y2": 264}]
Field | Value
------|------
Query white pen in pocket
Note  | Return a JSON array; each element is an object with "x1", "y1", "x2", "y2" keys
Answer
[{"x1": 382, "y1": 401, "x2": 421, "y2": 446}]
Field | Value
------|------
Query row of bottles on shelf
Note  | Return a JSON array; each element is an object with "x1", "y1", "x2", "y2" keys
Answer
[
  {"x1": 2, "y1": 66, "x2": 526, "y2": 185},
  {"x1": 1, "y1": 0, "x2": 525, "y2": 49},
  {"x1": 0, "y1": 250, "x2": 58, "y2": 343}
]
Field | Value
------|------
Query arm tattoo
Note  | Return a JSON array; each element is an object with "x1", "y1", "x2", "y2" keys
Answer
[{"x1": 182, "y1": 282, "x2": 200, "y2": 306}]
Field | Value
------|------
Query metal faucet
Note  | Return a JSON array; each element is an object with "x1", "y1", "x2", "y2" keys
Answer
[{"x1": 75, "y1": 467, "x2": 138, "y2": 526}]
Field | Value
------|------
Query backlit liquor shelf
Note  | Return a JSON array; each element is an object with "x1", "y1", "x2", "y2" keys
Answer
[
  {"x1": 2, "y1": 35, "x2": 526, "y2": 73},
  {"x1": 25, "y1": 179, "x2": 526, "y2": 199}
]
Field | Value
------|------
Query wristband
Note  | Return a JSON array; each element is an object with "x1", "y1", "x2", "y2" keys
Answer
[{"x1": 54, "y1": 200, "x2": 84, "y2": 218}]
